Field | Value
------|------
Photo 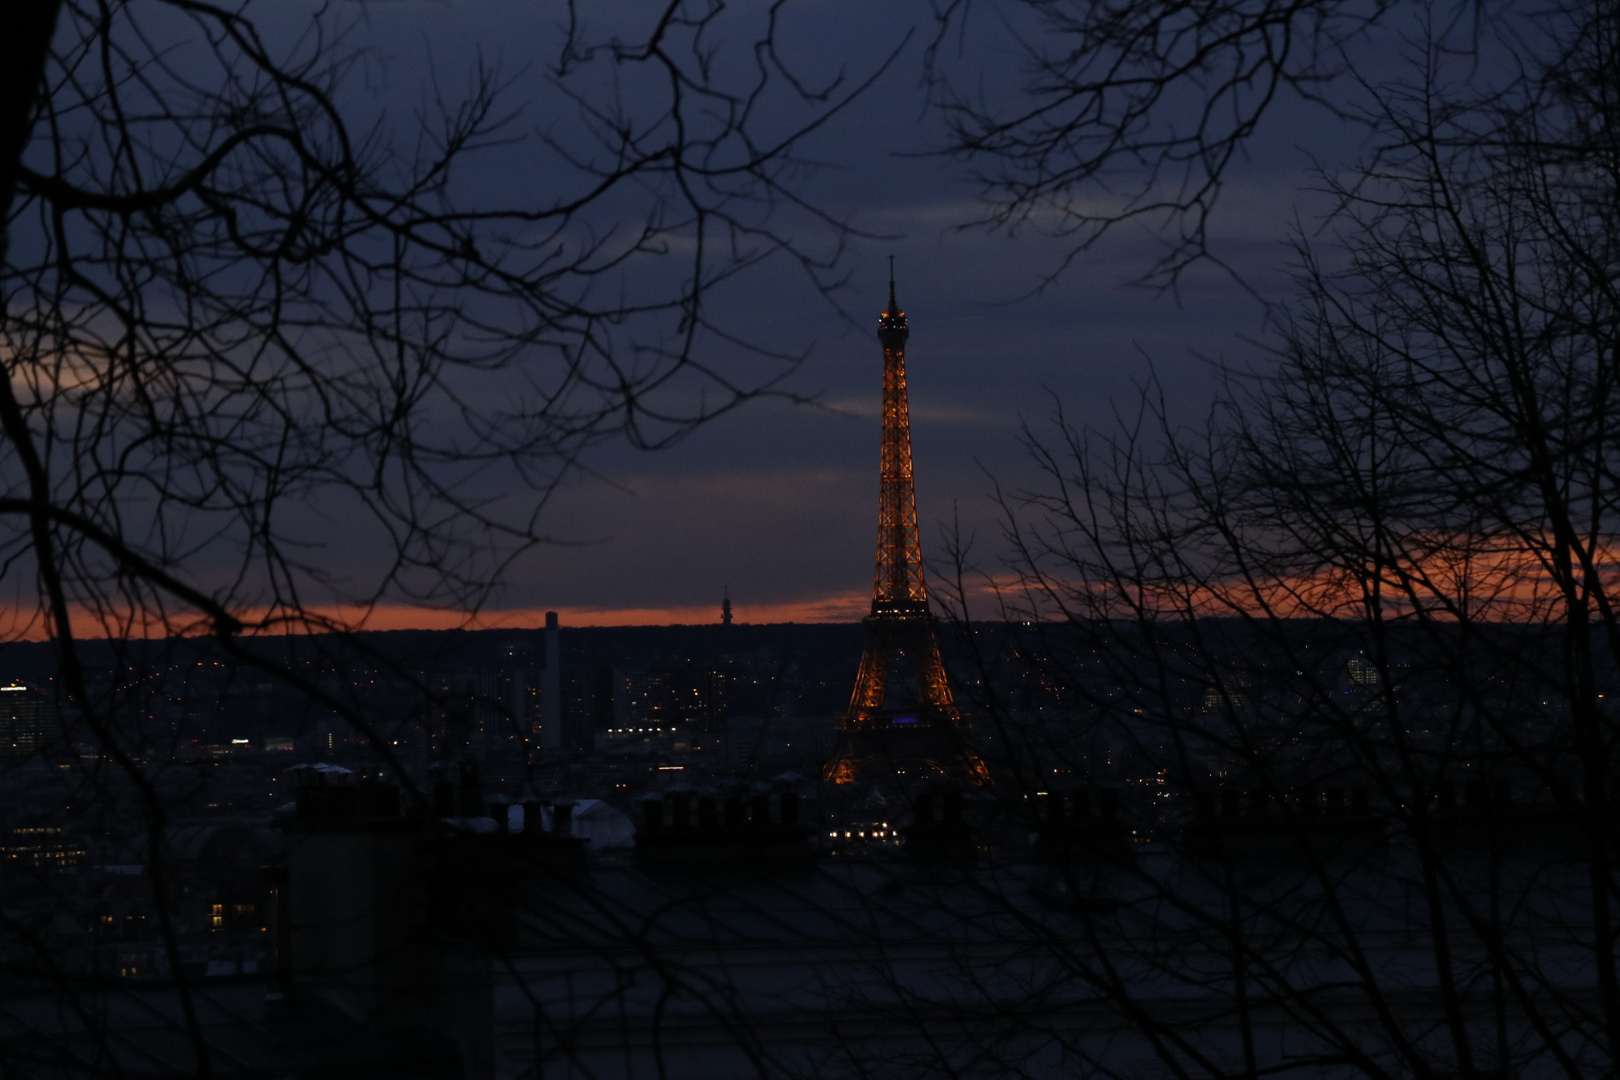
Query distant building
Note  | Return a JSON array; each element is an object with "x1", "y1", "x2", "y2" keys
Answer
[
  {"x1": 725, "y1": 715, "x2": 837, "y2": 769},
  {"x1": 615, "y1": 666, "x2": 730, "y2": 735},
  {"x1": 601, "y1": 725, "x2": 690, "y2": 757},
  {"x1": 0, "y1": 824, "x2": 86, "y2": 870},
  {"x1": 561, "y1": 668, "x2": 613, "y2": 752},
  {"x1": 0, "y1": 684, "x2": 59, "y2": 760}
]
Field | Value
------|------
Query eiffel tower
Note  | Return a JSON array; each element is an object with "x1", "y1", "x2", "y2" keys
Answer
[{"x1": 826, "y1": 265, "x2": 986, "y2": 785}]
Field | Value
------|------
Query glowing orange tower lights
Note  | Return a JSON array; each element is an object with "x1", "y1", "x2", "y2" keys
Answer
[{"x1": 826, "y1": 263, "x2": 987, "y2": 785}]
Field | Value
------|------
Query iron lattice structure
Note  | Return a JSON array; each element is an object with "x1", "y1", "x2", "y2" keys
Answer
[{"x1": 827, "y1": 274, "x2": 986, "y2": 785}]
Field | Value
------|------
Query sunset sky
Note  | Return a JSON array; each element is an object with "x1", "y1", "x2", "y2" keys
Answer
[{"x1": 287, "y1": 0, "x2": 1441, "y2": 631}]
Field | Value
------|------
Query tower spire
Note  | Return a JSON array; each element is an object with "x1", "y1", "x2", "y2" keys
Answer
[{"x1": 826, "y1": 266, "x2": 986, "y2": 786}]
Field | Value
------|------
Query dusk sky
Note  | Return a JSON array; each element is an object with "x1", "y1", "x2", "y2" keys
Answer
[{"x1": 301, "y1": 0, "x2": 1453, "y2": 630}]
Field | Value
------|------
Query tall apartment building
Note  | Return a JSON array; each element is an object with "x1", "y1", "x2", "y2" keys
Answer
[{"x1": 0, "y1": 684, "x2": 59, "y2": 760}]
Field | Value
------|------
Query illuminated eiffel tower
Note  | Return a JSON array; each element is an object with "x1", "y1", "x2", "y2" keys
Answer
[{"x1": 826, "y1": 265, "x2": 986, "y2": 785}]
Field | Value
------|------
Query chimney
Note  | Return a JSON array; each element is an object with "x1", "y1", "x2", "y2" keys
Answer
[
  {"x1": 632, "y1": 782, "x2": 812, "y2": 869},
  {"x1": 640, "y1": 795, "x2": 665, "y2": 832},
  {"x1": 458, "y1": 759, "x2": 482, "y2": 817},
  {"x1": 488, "y1": 798, "x2": 513, "y2": 831},
  {"x1": 280, "y1": 779, "x2": 428, "y2": 1017},
  {"x1": 697, "y1": 797, "x2": 719, "y2": 828},
  {"x1": 433, "y1": 779, "x2": 455, "y2": 818},
  {"x1": 904, "y1": 785, "x2": 973, "y2": 862},
  {"x1": 541, "y1": 611, "x2": 562, "y2": 752}
]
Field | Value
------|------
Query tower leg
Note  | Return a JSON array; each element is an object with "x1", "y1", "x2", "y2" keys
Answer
[
  {"x1": 849, "y1": 635, "x2": 891, "y2": 722},
  {"x1": 828, "y1": 637, "x2": 889, "y2": 783}
]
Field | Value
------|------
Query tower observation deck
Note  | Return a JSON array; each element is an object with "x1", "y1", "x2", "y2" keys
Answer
[{"x1": 826, "y1": 266, "x2": 987, "y2": 785}]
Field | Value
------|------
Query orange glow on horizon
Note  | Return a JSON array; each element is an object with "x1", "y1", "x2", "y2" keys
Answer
[
  {"x1": 347, "y1": 593, "x2": 875, "y2": 630},
  {"x1": 5, "y1": 530, "x2": 1607, "y2": 645},
  {"x1": 1003, "y1": 531, "x2": 1620, "y2": 625},
  {"x1": 0, "y1": 592, "x2": 877, "y2": 642}
]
